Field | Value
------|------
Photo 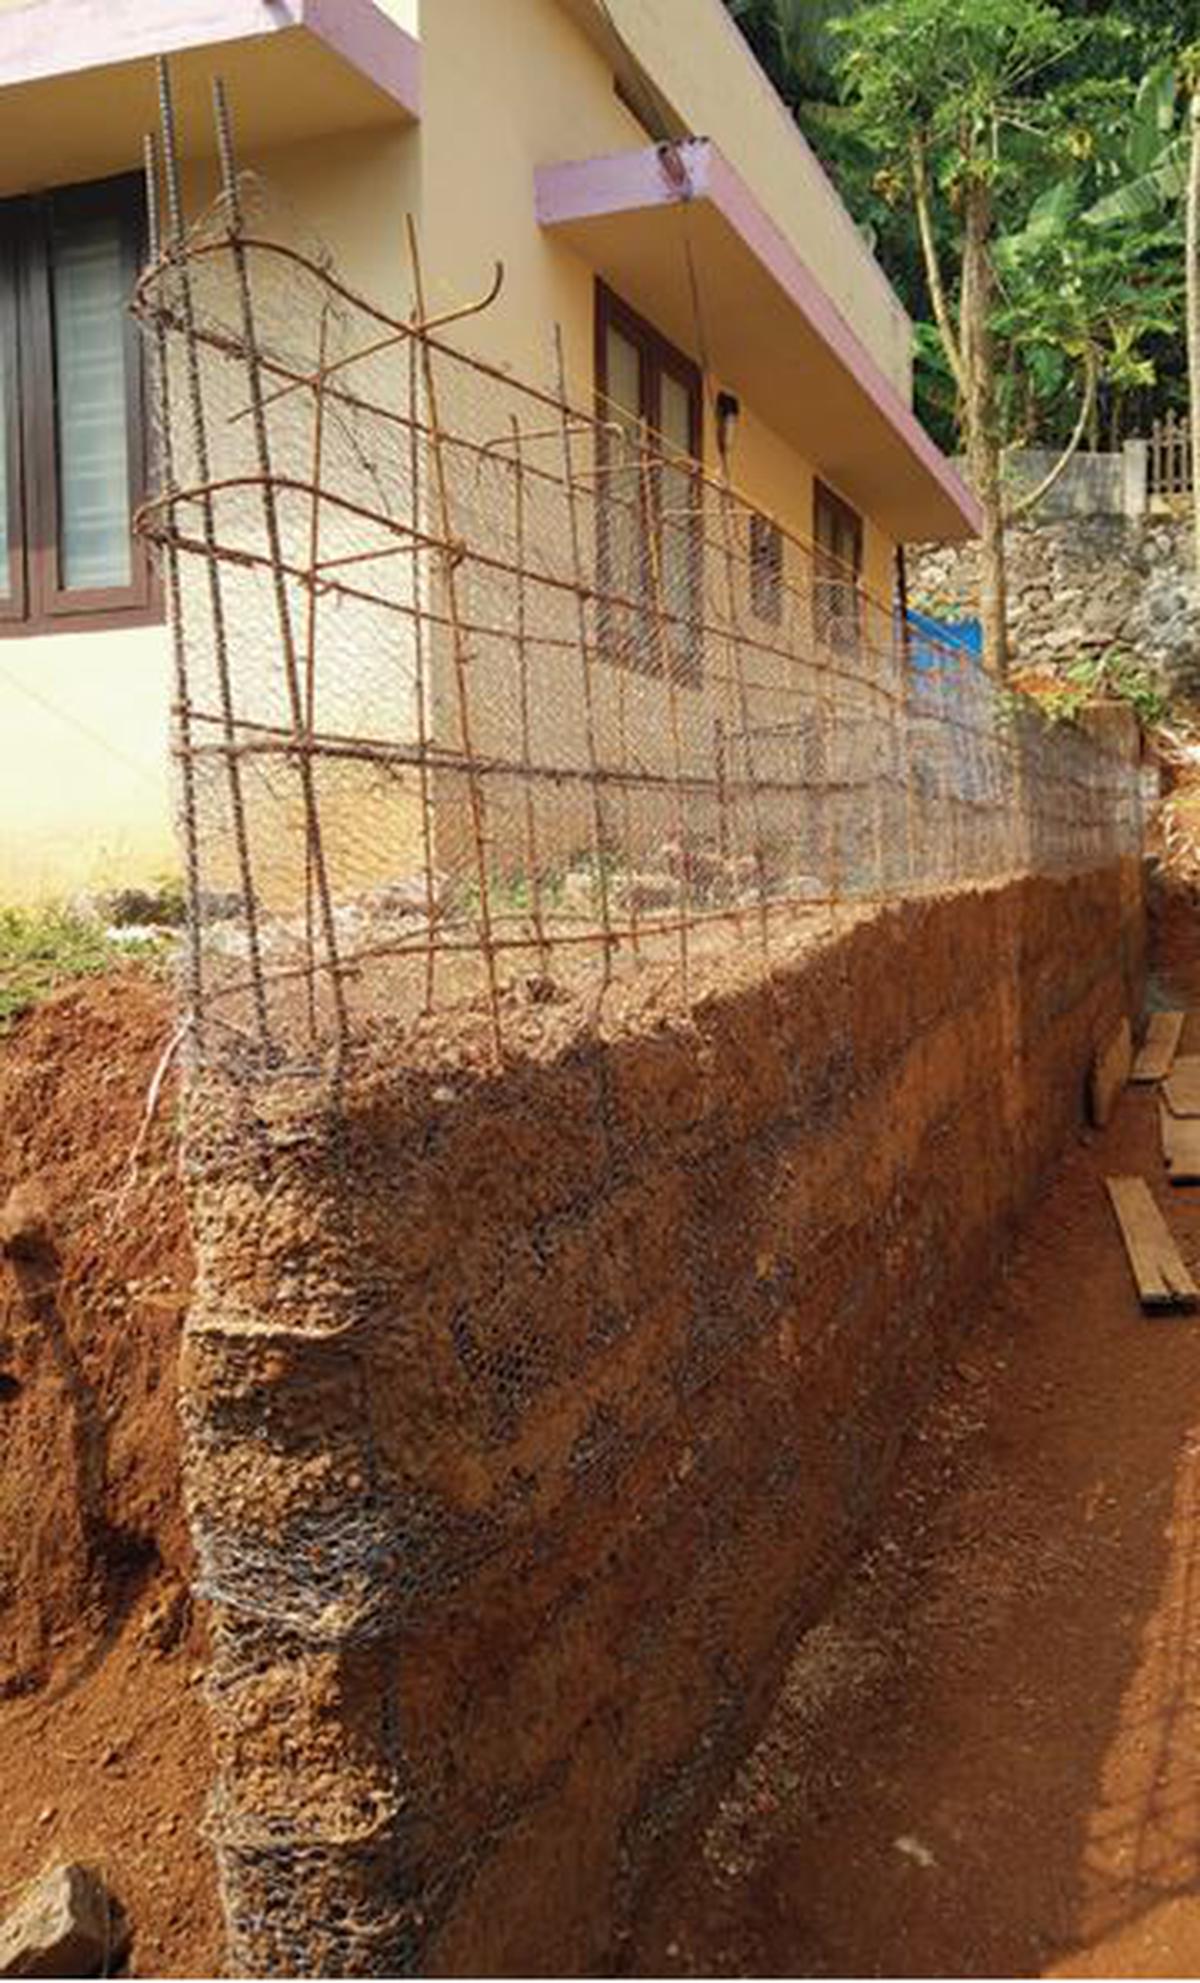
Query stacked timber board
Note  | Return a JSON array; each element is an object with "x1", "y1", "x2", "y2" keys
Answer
[{"x1": 1106, "y1": 1011, "x2": 1198, "y2": 1312}]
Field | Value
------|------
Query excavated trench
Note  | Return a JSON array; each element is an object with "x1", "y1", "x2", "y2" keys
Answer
[
  {"x1": 634, "y1": 879, "x2": 1200, "y2": 1979},
  {"x1": 5, "y1": 866, "x2": 1192, "y2": 1978}
]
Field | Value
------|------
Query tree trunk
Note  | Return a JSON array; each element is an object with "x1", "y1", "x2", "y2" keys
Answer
[
  {"x1": 961, "y1": 179, "x2": 1009, "y2": 677},
  {"x1": 1187, "y1": 84, "x2": 1200, "y2": 586}
]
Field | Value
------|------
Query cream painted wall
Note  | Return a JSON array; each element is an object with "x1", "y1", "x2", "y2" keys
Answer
[
  {"x1": 0, "y1": 628, "x2": 175, "y2": 902},
  {"x1": 410, "y1": 0, "x2": 904, "y2": 892},
  {"x1": 417, "y1": 0, "x2": 899, "y2": 589},
  {"x1": 0, "y1": 121, "x2": 420, "y2": 906},
  {"x1": 1, "y1": 0, "x2": 912, "y2": 904}
]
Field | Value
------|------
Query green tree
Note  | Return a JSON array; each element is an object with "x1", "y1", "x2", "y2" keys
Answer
[
  {"x1": 727, "y1": 0, "x2": 1186, "y2": 668},
  {"x1": 1082, "y1": 49, "x2": 1200, "y2": 575},
  {"x1": 995, "y1": 170, "x2": 1180, "y2": 493},
  {"x1": 831, "y1": 0, "x2": 1082, "y2": 674},
  {"x1": 726, "y1": 0, "x2": 861, "y2": 105},
  {"x1": 729, "y1": 0, "x2": 1187, "y2": 451}
]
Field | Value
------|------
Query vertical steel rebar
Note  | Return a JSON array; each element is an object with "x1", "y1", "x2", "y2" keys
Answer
[
  {"x1": 554, "y1": 325, "x2": 614, "y2": 985},
  {"x1": 509, "y1": 416, "x2": 550, "y2": 974},
  {"x1": 866, "y1": 617, "x2": 886, "y2": 903},
  {"x1": 408, "y1": 337, "x2": 440, "y2": 1015},
  {"x1": 713, "y1": 715, "x2": 730, "y2": 866},
  {"x1": 814, "y1": 579, "x2": 842, "y2": 928},
  {"x1": 406, "y1": 215, "x2": 503, "y2": 1059},
  {"x1": 302, "y1": 306, "x2": 331, "y2": 1043},
  {"x1": 716, "y1": 478, "x2": 771, "y2": 963},
  {"x1": 894, "y1": 565, "x2": 921, "y2": 899},
  {"x1": 143, "y1": 130, "x2": 204, "y2": 1038},
  {"x1": 212, "y1": 76, "x2": 350, "y2": 1068},
  {"x1": 156, "y1": 59, "x2": 271, "y2": 1049},
  {"x1": 595, "y1": 417, "x2": 641, "y2": 957},
  {"x1": 639, "y1": 422, "x2": 691, "y2": 1005}
]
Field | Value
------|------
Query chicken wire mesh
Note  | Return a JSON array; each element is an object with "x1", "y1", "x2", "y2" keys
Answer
[
  {"x1": 133, "y1": 116, "x2": 1144, "y2": 1093},
  {"x1": 135, "y1": 77, "x2": 1152, "y2": 1978}
]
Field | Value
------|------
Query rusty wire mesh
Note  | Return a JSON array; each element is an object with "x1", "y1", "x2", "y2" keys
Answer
[
  {"x1": 133, "y1": 156, "x2": 1144, "y2": 1086},
  {"x1": 138, "y1": 76, "x2": 1153, "y2": 1978}
]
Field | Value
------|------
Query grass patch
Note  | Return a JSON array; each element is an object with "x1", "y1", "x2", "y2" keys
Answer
[{"x1": 0, "y1": 904, "x2": 170, "y2": 1034}]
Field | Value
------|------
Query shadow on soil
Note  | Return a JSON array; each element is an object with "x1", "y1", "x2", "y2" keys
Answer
[
  {"x1": 631, "y1": 882, "x2": 1200, "y2": 1979},
  {"x1": 7, "y1": 1243, "x2": 162, "y2": 1701}
]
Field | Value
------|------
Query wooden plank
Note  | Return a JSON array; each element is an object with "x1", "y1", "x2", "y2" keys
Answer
[
  {"x1": 1164, "y1": 1055, "x2": 1200, "y2": 1118},
  {"x1": 1160, "y1": 1105, "x2": 1200, "y2": 1185},
  {"x1": 1106, "y1": 1176, "x2": 1198, "y2": 1310},
  {"x1": 1131, "y1": 1010, "x2": 1186, "y2": 1084},
  {"x1": 1089, "y1": 1016, "x2": 1132, "y2": 1127}
]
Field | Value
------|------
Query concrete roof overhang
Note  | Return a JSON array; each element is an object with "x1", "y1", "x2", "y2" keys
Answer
[
  {"x1": 536, "y1": 138, "x2": 980, "y2": 544},
  {"x1": 0, "y1": 0, "x2": 420, "y2": 197}
]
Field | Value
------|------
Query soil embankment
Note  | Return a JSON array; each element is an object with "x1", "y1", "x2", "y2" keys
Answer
[
  {"x1": 634, "y1": 883, "x2": 1200, "y2": 1979},
  {"x1": 0, "y1": 871, "x2": 1183, "y2": 1979},
  {"x1": 0, "y1": 976, "x2": 219, "y2": 1978}
]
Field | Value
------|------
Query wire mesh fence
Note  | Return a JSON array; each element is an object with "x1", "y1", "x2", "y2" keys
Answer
[
  {"x1": 140, "y1": 77, "x2": 1150, "y2": 1977},
  {"x1": 134, "y1": 109, "x2": 1145, "y2": 1085}
]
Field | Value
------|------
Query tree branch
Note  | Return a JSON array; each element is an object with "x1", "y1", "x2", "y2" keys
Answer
[
  {"x1": 911, "y1": 133, "x2": 968, "y2": 399},
  {"x1": 1004, "y1": 347, "x2": 1100, "y2": 521},
  {"x1": 1186, "y1": 82, "x2": 1200, "y2": 583}
]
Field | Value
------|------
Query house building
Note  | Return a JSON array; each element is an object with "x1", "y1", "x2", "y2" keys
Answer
[{"x1": 0, "y1": 0, "x2": 977, "y2": 906}]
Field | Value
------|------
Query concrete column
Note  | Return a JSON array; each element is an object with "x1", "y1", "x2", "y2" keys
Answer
[{"x1": 1123, "y1": 439, "x2": 1149, "y2": 521}]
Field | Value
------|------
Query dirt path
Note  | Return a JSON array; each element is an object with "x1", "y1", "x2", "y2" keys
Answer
[{"x1": 634, "y1": 885, "x2": 1200, "y2": 1980}]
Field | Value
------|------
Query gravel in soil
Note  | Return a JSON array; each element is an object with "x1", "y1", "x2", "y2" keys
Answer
[
  {"x1": 0, "y1": 974, "x2": 219, "y2": 1978},
  {"x1": 633, "y1": 883, "x2": 1200, "y2": 1980},
  {"x1": 6, "y1": 890, "x2": 1199, "y2": 1981}
]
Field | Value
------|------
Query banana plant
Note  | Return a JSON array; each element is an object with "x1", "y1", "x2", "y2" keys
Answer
[
  {"x1": 1084, "y1": 59, "x2": 1189, "y2": 227},
  {"x1": 726, "y1": 0, "x2": 866, "y2": 103},
  {"x1": 1082, "y1": 48, "x2": 1200, "y2": 577},
  {"x1": 994, "y1": 170, "x2": 1180, "y2": 513}
]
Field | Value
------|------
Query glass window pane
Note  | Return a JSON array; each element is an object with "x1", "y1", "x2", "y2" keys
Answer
[
  {"x1": 0, "y1": 308, "x2": 10, "y2": 601},
  {"x1": 605, "y1": 324, "x2": 641, "y2": 423},
  {"x1": 815, "y1": 492, "x2": 834, "y2": 558},
  {"x1": 660, "y1": 370, "x2": 692, "y2": 457},
  {"x1": 661, "y1": 462, "x2": 692, "y2": 593},
  {"x1": 603, "y1": 325, "x2": 645, "y2": 653},
  {"x1": 51, "y1": 208, "x2": 131, "y2": 590},
  {"x1": 657, "y1": 376, "x2": 696, "y2": 675}
]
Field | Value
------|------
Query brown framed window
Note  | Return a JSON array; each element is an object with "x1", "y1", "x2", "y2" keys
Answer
[
  {"x1": 1, "y1": 173, "x2": 158, "y2": 636},
  {"x1": 813, "y1": 478, "x2": 862, "y2": 652},
  {"x1": 749, "y1": 510, "x2": 782, "y2": 625},
  {"x1": 595, "y1": 280, "x2": 703, "y2": 684}
]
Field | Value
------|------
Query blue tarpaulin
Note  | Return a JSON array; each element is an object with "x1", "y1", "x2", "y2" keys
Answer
[
  {"x1": 902, "y1": 609, "x2": 990, "y2": 803},
  {"x1": 904, "y1": 607, "x2": 982, "y2": 671}
]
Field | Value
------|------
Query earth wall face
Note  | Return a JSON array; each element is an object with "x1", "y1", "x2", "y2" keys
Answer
[{"x1": 181, "y1": 863, "x2": 1145, "y2": 1975}]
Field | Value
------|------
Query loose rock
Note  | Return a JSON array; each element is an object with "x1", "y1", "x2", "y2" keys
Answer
[
  {"x1": 0, "y1": 1184, "x2": 51, "y2": 1262},
  {"x1": 0, "y1": 1864, "x2": 120, "y2": 1979}
]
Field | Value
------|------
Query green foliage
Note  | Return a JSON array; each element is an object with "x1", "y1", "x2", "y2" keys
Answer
[
  {"x1": 995, "y1": 168, "x2": 1180, "y2": 432},
  {"x1": 0, "y1": 904, "x2": 169, "y2": 1034},
  {"x1": 831, "y1": 0, "x2": 1080, "y2": 181},
  {"x1": 1017, "y1": 648, "x2": 1169, "y2": 727},
  {"x1": 1064, "y1": 648, "x2": 1170, "y2": 726},
  {"x1": 725, "y1": 0, "x2": 1194, "y2": 450},
  {"x1": 1083, "y1": 57, "x2": 1189, "y2": 226},
  {"x1": 725, "y1": 0, "x2": 861, "y2": 101}
]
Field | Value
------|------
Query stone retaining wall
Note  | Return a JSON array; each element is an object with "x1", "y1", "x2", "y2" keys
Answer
[
  {"x1": 181, "y1": 862, "x2": 1146, "y2": 1975},
  {"x1": 910, "y1": 515, "x2": 1198, "y2": 693}
]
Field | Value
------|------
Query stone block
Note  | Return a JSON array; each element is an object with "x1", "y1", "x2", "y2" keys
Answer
[{"x1": 0, "y1": 1865, "x2": 118, "y2": 1980}]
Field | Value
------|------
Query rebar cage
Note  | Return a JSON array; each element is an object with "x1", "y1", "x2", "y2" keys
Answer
[{"x1": 134, "y1": 87, "x2": 1144, "y2": 1087}]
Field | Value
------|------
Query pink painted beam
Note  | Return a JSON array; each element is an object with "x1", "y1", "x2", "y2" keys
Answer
[
  {"x1": 303, "y1": 0, "x2": 420, "y2": 119},
  {"x1": 0, "y1": 0, "x2": 420, "y2": 119},
  {"x1": 536, "y1": 139, "x2": 980, "y2": 537}
]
